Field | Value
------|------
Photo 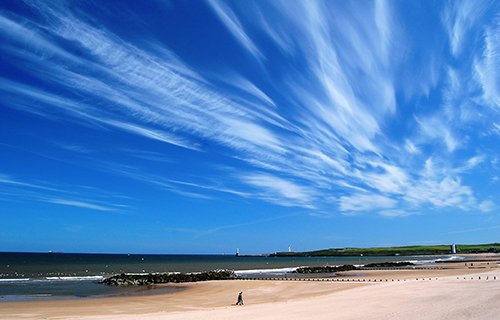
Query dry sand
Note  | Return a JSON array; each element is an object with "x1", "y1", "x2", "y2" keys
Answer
[{"x1": 1, "y1": 259, "x2": 499, "y2": 320}]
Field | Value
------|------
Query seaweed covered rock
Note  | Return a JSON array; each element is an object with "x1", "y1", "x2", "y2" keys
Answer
[
  {"x1": 100, "y1": 270, "x2": 237, "y2": 286},
  {"x1": 293, "y1": 265, "x2": 358, "y2": 274}
]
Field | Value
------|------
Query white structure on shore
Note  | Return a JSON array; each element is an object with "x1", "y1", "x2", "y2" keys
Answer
[
  {"x1": 288, "y1": 245, "x2": 292, "y2": 252},
  {"x1": 451, "y1": 244, "x2": 457, "y2": 254},
  {"x1": 236, "y1": 248, "x2": 240, "y2": 257}
]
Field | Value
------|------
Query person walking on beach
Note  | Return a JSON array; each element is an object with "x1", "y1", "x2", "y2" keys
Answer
[{"x1": 236, "y1": 291, "x2": 244, "y2": 305}]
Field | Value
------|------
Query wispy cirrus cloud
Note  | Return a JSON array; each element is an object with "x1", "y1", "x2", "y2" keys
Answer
[
  {"x1": 206, "y1": 0, "x2": 263, "y2": 60},
  {"x1": 0, "y1": 0, "x2": 498, "y2": 218},
  {"x1": 241, "y1": 173, "x2": 315, "y2": 208},
  {"x1": 275, "y1": 0, "x2": 397, "y2": 153},
  {"x1": 94, "y1": 160, "x2": 251, "y2": 201},
  {"x1": 0, "y1": 4, "x2": 283, "y2": 156},
  {"x1": 339, "y1": 193, "x2": 397, "y2": 214},
  {"x1": 0, "y1": 173, "x2": 129, "y2": 212},
  {"x1": 474, "y1": 18, "x2": 500, "y2": 108},
  {"x1": 405, "y1": 176, "x2": 475, "y2": 210},
  {"x1": 353, "y1": 161, "x2": 409, "y2": 195},
  {"x1": 44, "y1": 198, "x2": 118, "y2": 212},
  {"x1": 416, "y1": 115, "x2": 459, "y2": 152},
  {"x1": 479, "y1": 200, "x2": 496, "y2": 212},
  {"x1": 378, "y1": 209, "x2": 413, "y2": 218},
  {"x1": 442, "y1": 0, "x2": 490, "y2": 57}
]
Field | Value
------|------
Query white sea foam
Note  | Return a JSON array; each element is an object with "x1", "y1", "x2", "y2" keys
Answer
[
  {"x1": 234, "y1": 267, "x2": 299, "y2": 276},
  {"x1": 0, "y1": 276, "x2": 105, "y2": 283},
  {"x1": 431, "y1": 256, "x2": 465, "y2": 263},
  {"x1": 407, "y1": 255, "x2": 465, "y2": 265},
  {"x1": 405, "y1": 259, "x2": 431, "y2": 265},
  {"x1": 44, "y1": 276, "x2": 104, "y2": 281},
  {"x1": 0, "y1": 278, "x2": 31, "y2": 282}
]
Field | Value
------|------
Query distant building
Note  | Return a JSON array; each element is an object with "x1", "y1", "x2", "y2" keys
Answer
[
  {"x1": 288, "y1": 245, "x2": 292, "y2": 253},
  {"x1": 236, "y1": 248, "x2": 240, "y2": 257},
  {"x1": 451, "y1": 244, "x2": 457, "y2": 254}
]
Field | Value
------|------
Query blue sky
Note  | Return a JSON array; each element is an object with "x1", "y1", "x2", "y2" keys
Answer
[{"x1": 0, "y1": 0, "x2": 499, "y2": 254}]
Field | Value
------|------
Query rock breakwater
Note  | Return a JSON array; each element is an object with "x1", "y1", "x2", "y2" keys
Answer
[{"x1": 100, "y1": 270, "x2": 237, "y2": 286}]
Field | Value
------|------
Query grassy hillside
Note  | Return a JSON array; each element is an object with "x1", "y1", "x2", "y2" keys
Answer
[
  {"x1": 272, "y1": 243, "x2": 500, "y2": 257},
  {"x1": 457, "y1": 243, "x2": 500, "y2": 253}
]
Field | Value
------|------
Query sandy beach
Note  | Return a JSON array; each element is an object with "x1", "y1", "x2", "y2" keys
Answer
[{"x1": 1, "y1": 258, "x2": 499, "y2": 320}]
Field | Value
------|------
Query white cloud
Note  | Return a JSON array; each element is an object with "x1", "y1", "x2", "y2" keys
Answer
[
  {"x1": 405, "y1": 176, "x2": 475, "y2": 209},
  {"x1": 378, "y1": 209, "x2": 412, "y2": 218},
  {"x1": 0, "y1": 172, "x2": 129, "y2": 212},
  {"x1": 206, "y1": 0, "x2": 263, "y2": 60},
  {"x1": 474, "y1": 22, "x2": 500, "y2": 108},
  {"x1": 1, "y1": 1, "x2": 496, "y2": 218},
  {"x1": 416, "y1": 116, "x2": 459, "y2": 152},
  {"x1": 493, "y1": 123, "x2": 500, "y2": 135},
  {"x1": 106, "y1": 120, "x2": 198, "y2": 151},
  {"x1": 442, "y1": 0, "x2": 487, "y2": 57},
  {"x1": 455, "y1": 155, "x2": 485, "y2": 172},
  {"x1": 221, "y1": 117, "x2": 284, "y2": 152},
  {"x1": 0, "y1": 2, "x2": 286, "y2": 158},
  {"x1": 254, "y1": 0, "x2": 398, "y2": 153},
  {"x1": 404, "y1": 140, "x2": 420, "y2": 155},
  {"x1": 97, "y1": 164, "x2": 252, "y2": 201},
  {"x1": 233, "y1": 78, "x2": 275, "y2": 107},
  {"x1": 354, "y1": 161, "x2": 409, "y2": 195},
  {"x1": 479, "y1": 200, "x2": 495, "y2": 212},
  {"x1": 242, "y1": 173, "x2": 313, "y2": 207},
  {"x1": 0, "y1": 15, "x2": 78, "y2": 62},
  {"x1": 45, "y1": 198, "x2": 117, "y2": 212},
  {"x1": 339, "y1": 193, "x2": 397, "y2": 213},
  {"x1": 0, "y1": 173, "x2": 64, "y2": 193}
]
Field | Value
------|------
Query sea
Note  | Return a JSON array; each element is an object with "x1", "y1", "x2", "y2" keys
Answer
[{"x1": 0, "y1": 252, "x2": 457, "y2": 301}]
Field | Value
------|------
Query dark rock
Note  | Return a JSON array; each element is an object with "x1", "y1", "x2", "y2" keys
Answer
[
  {"x1": 362, "y1": 262, "x2": 414, "y2": 268},
  {"x1": 293, "y1": 265, "x2": 357, "y2": 274},
  {"x1": 100, "y1": 270, "x2": 237, "y2": 286}
]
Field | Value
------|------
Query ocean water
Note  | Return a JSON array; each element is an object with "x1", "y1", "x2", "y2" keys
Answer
[{"x1": 0, "y1": 252, "x2": 447, "y2": 301}]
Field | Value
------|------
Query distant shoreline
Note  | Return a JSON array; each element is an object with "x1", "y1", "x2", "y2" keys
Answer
[{"x1": 270, "y1": 243, "x2": 500, "y2": 257}]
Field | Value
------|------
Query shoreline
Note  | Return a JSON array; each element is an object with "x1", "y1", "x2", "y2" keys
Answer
[
  {"x1": 1, "y1": 256, "x2": 498, "y2": 319},
  {"x1": 0, "y1": 253, "x2": 496, "y2": 302}
]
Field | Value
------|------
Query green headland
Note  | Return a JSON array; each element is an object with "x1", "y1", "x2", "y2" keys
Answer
[{"x1": 271, "y1": 243, "x2": 500, "y2": 257}]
